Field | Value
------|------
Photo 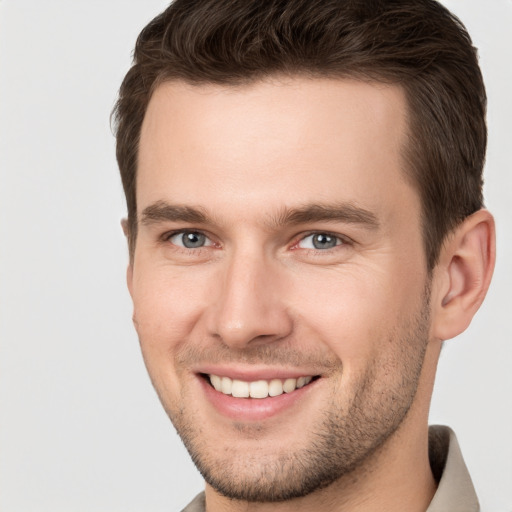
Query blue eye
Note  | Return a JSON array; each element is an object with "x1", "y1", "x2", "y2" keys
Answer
[
  {"x1": 169, "y1": 231, "x2": 210, "y2": 249},
  {"x1": 298, "y1": 233, "x2": 341, "y2": 250}
]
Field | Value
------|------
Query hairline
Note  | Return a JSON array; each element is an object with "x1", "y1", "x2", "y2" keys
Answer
[{"x1": 128, "y1": 71, "x2": 439, "y2": 265}]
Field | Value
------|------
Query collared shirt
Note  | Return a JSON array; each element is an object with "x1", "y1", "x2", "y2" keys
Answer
[
  {"x1": 181, "y1": 425, "x2": 479, "y2": 512},
  {"x1": 427, "y1": 425, "x2": 479, "y2": 512}
]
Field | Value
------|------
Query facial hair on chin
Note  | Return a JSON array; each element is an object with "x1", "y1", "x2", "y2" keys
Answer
[{"x1": 153, "y1": 289, "x2": 431, "y2": 503}]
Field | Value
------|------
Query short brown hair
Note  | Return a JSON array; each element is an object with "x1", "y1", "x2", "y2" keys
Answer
[{"x1": 113, "y1": 0, "x2": 486, "y2": 269}]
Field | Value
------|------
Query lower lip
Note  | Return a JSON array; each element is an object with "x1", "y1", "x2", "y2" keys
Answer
[{"x1": 199, "y1": 376, "x2": 318, "y2": 422}]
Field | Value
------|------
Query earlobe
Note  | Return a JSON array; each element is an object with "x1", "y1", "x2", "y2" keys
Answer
[{"x1": 432, "y1": 209, "x2": 495, "y2": 341}]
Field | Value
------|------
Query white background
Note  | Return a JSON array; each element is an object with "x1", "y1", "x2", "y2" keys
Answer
[{"x1": 0, "y1": 1, "x2": 510, "y2": 511}]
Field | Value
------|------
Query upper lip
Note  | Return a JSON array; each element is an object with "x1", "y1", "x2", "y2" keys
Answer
[{"x1": 194, "y1": 364, "x2": 321, "y2": 382}]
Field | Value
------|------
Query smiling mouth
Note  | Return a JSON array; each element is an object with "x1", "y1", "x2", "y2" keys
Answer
[{"x1": 205, "y1": 374, "x2": 318, "y2": 399}]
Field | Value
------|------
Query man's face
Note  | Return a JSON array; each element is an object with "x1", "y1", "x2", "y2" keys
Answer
[{"x1": 129, "y1": 78, "x2": 433, "y2": 501}]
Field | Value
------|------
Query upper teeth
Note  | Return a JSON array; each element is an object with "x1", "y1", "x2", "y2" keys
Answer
[{"x1": 209, "y1": 374, "x2": 313, "y2": 399}]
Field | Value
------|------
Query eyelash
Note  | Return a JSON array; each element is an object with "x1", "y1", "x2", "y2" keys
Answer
[
  {"x1": 291, "y1": 231, "x2": 352, "y2": 253},
  {"x1": 161, "y1": 229, "x2": 352, "y2": 253},
  {"x1": 161, "y1": 230, "x2": 217, "y2": 252}
]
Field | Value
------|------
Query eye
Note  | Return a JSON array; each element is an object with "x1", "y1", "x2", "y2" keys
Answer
[
  {"x1": 168, "y1": 231, "x2": 212, "y2": 249},
  {"x1": 297, "y1": 233, "x2": 343, "y2": 250}
]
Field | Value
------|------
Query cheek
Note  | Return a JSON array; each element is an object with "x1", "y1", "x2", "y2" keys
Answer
[
  {"x1": 131, "y1": 265, "x2": 212, "y2": 357},
  {"x1": 129, "y1": 267, "x2": 212, "y2": 405},
  {"x1": 289, "y1": 263, "x2": 425, "y2": 366}
]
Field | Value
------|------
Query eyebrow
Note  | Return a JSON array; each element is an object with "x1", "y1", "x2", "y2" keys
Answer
[
  {"x1": 140, "y1": 201, "x2": 209, "y2": 225},
  {"x1": 269, "y1": 203, "x2": 380, "y2": 230},
  {"x1": 140, "y1": 200, "x2": 379, "y2": 230}
]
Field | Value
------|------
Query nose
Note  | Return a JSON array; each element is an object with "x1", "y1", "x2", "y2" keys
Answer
[{"x1": 206, "y1": 251, "x2": 293, "y2": 349}]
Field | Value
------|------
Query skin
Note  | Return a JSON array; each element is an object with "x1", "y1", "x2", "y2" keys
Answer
[{"x1": 126, "y1": 77, "x2": 495, "y2": 512}]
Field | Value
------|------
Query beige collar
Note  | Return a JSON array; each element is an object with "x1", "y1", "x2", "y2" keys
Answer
[{"x1": 427, "y1": 425, "x2": 479, "y2": 512}]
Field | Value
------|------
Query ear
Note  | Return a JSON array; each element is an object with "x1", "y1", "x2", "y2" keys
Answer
[
  {"x1": 124, "y1": 245, "x2": 138, "y2": 329},
  {"x1": 121, "y1": 218, "x2": 135, "y2": 298},
  {"x1": 121, "y1": 218, "x2": 129, "y2": 238},
  {"x1": 126, "y1": 262, "x2": 134, "y2": 298},
  {"x1": 431, "y1": 209, "x2": 495, "y2": 341}
]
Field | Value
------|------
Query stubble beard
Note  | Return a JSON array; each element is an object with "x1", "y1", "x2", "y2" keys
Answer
[{"x1": 155, "y1": 291, "x2": 431, "y2": 503}]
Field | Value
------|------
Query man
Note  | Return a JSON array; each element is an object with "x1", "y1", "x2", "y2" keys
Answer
[{"x1": 113, "y1": 0, "x2": 495, "y2": 510}]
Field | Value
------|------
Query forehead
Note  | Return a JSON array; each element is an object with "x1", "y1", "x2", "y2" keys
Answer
[{"x1": 137, "y1": 77, "x2": 414, "y2": 223}]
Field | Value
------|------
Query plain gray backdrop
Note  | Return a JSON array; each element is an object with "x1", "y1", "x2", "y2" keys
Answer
[{"x1": 0, "y1": 1, "x2": 511, "y2": 511}]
